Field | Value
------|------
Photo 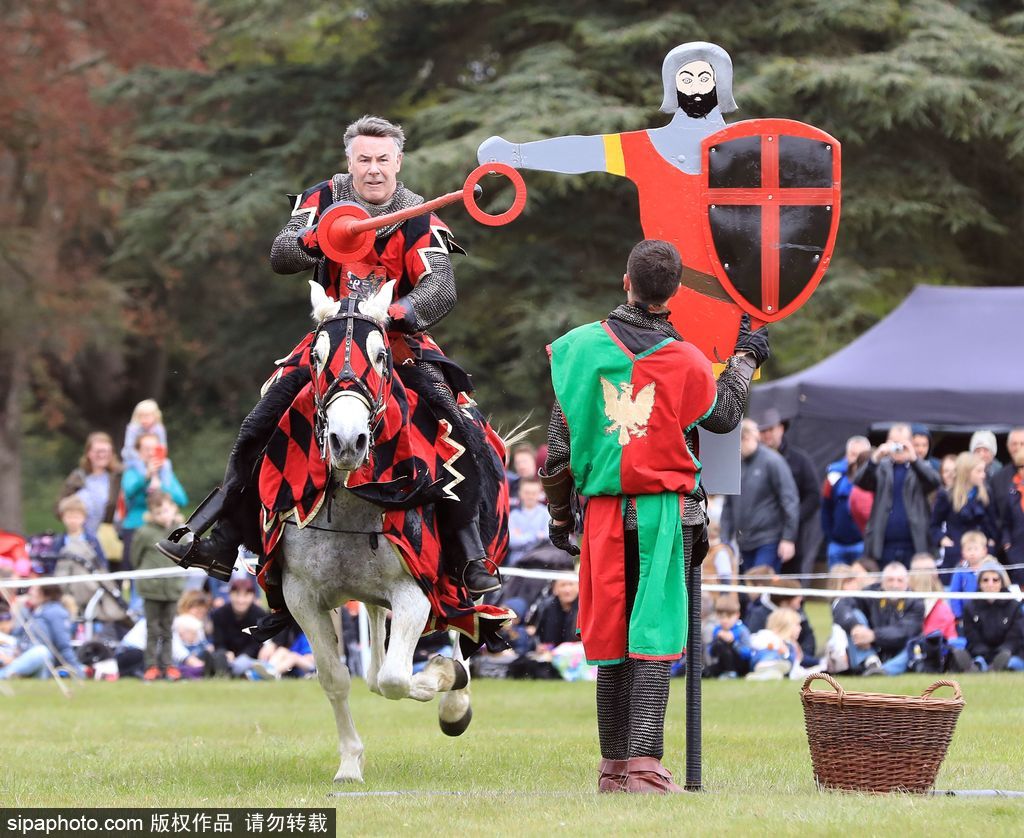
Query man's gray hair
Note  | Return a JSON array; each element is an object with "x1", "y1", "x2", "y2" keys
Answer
[
  {"x1": 343, "y1": 115, "x2": 406, "y2": 157},
  {"x1": 660, "y1": 41, "x2": 738, "y2": 115}
]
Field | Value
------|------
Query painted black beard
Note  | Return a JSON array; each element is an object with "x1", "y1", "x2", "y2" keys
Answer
[{"x1": 677, "y1": 87, "x2": 718, "y2": 118}]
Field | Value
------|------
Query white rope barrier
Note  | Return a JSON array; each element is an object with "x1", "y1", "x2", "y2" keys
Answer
[
  {"x1": 495, "y1": 567, "x2": 1024, "y2": 601},
  {"x1": 0, "y1": 565, "x2": 208, "y2": 591},
  {"x1": 2, "y1": 563, "x2": 1022, "y2": 602}
]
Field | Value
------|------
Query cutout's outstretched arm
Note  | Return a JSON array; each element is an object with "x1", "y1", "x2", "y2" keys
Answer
[{"x1": 478, "y1": 134, "x2": 624, "y2": 177}]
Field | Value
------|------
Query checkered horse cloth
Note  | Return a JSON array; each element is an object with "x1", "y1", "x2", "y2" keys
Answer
[{"x1": 257, "y1": 349, "x2": 513, "y2": 650}]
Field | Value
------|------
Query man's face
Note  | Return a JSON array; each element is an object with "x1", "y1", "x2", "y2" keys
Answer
[
  {"x1": 759, "y1": 423, "x2": 784, "y2": 450},
  {"x1": 912, "y1": 434, "x2": 930, "y2": 460},
  {"x1": 1009, "y1": 431, "x2": 1024, "y2": 467},
  {"x1": 881, "y1": 566, "x2": 909, "y2": 592},
  {"x1": 675, "y1": 60, "x2": 718, "y2": 118},
  {"x1": 887, "y1": 427, "x2": 912, "y2": 464},
  {"x1": 740, "y1": 429, "x2": 759, "y2": 459},
  {"x1": 518, "y1": 481, "x2": 541, "y2": 509},
  {"x1": 347, "y1": 135, "x2": 402, "y2": 205},
  {"x1": 973, "y1": 445, "x2": 994, "y2": 465},
  {"x1": 553, "y1": 579, "x2": 579, "y2": 606}
]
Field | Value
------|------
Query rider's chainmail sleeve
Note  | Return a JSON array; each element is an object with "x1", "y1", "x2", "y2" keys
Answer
[
  {"x1": 545, "y1": 304, "x2": 755, "y2": 529},
  {"x1": 270, "y1": 214, "x2": 320, "y2": 274},
  {"x1": 405, "y1": 249, "x2": 457, "y2": 331}
]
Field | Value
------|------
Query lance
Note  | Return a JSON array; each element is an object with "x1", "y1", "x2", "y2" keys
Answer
[{"x1": 305, "y1": 163, "x2": 527, "y2": 264}]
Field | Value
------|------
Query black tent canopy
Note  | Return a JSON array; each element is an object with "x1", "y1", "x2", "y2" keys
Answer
[{"x1": 749, "y1": 285, "x2": 1024, "y2": 471}]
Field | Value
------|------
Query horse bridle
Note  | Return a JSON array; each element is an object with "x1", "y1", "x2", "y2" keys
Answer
[{"x1": 311, "y1": 294, "x2": 391, "y2": 461}]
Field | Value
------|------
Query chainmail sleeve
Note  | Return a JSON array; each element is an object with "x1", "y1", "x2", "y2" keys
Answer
[
  {"x1": 545, "y1": 402, "x2": 572, "y2": 476},
  {"x1": 403, "y1": 249, "x2": 458, "y2": 331},
  {"x1": 700, "y1": 355, "x2": 753, "y2": 434},
  {"x1": 270, "y1": 214, "x2": 321, "y2": 275}
]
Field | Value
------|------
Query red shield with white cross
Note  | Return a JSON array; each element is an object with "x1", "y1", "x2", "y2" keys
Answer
[{"x1": 699, "y1": 118, "x2": 841, "y2": 323}]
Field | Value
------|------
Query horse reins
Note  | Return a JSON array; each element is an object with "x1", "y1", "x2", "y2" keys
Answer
[{"x1": 312, "y1": 294, "x2": 391, "y2": 461}]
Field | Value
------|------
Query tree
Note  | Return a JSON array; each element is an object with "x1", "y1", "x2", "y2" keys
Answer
[
  {"x1": 0, "y1": 1, "x2": 205, "y2": 530},
  {"x1": 112, "y1": 0, "x2": 1024, "y2": 428}
]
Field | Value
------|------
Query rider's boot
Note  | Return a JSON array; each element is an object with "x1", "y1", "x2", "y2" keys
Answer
[
  {"x1": 155, "y1": 487, "x2": 239, "y2": 583},
  {"x1": 154, "y1": 372, "x2": 307, "y2": 582},
  {"x1": 446, "y1": 514, "x2": 501, "y2": 596},
  {"x1": 246, "y1": 557, "x2": 297, "y2": 643}
]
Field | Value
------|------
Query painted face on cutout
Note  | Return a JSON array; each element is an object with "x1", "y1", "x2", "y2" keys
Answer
[{"x1": 676, "y1": 60, "x2": 718, "y2": 118}]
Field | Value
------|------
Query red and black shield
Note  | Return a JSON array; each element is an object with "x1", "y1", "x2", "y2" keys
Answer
[{"x1": 699, "y1": 118, "x2": 841, "y2": 323}]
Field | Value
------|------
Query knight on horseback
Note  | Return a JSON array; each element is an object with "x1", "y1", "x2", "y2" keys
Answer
[{"x1": 157, "y1": 115, "x2": 502, "y2": 615}]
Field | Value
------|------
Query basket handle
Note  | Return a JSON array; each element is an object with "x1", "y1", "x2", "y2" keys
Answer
[
  {"x1": 921, "y1": 679, "x2": 962, "y2": 701},
  {"x1": 801, "y1": 672, "x2": 845, "y2": 700}
]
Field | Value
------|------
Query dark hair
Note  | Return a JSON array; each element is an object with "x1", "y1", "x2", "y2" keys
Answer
[
  {"x1": 626, "y1": 240, "x2": 682, "y2": 304},
  {"x1": 41, "y1": 585, "x2": 65, "y2": 602}
]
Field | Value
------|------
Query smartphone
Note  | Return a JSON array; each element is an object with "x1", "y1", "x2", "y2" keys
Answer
[{"x1": 153, "y1": 443, "x2": 167, "y2": 467}]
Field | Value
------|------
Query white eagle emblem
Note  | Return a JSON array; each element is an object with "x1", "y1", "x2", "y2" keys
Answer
[{"x1": 601, "y1": 378, "x2": 656, "y2": 446}]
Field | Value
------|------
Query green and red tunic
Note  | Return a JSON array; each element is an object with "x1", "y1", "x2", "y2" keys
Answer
[{"x1": 549, "y1": 320, "x2": 716, "y2": 665}]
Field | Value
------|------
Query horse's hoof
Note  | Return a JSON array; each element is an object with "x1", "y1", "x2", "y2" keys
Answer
[
  {"x1": 439, "y1": 705, "x2": 472, "y2": 738},
  {"x1": 333, "y1": 772, "x2": 365, "y2": 784},
  {"x1": 451, "y1": 659, "x2": 469, "y2": 691}
]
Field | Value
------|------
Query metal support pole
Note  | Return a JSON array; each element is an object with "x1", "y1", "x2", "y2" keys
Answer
[{"x1": 684, "y1": 543, "x2": 702, "y2": 791}]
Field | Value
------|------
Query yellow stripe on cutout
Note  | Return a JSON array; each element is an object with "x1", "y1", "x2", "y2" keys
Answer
[{"x1": 603, "y1": 134, "x2": 625, "y2": 176}]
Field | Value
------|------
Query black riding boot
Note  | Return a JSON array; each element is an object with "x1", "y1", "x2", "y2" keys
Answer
[
  {"x1": 444, "y1": 513, "x2": 501, "y2": 596},
  {"x1": 156, "y1": 367, "x2": 310, "y2": 582},
  {"x1": 156, "y1": 487, "x2": 240, "y2": 583}
]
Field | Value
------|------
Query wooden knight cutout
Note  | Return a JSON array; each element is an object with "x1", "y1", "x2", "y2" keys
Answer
[{"x1": 479, "y1": 41, "x2": 841, "y2": 493}]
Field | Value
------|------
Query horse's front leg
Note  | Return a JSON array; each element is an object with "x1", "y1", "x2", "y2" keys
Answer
[
  {"x1": 364, "y1": 603, "x2": 387, "y2": 696},
  {"x1": 286, "y1": 587, "x2": 364, "y2": 782},
  {"x1": 436, "y1": 629, "x2": 473, "y2": 736},
  {"x1": 375, "y1": 578, "x2": 431, "y2": 701}
]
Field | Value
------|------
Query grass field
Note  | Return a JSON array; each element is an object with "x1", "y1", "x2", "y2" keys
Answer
[{"x1": 3, "y1": 672, "x2": 1023, "y2": 835}]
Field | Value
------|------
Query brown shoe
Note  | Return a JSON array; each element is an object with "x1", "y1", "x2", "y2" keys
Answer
[
  {"x1": 624, "y1": 757, "x2": 686, "y2": 794},
  {"x1": 598, "y1": 758, "x2": 629, "y2": 793}
]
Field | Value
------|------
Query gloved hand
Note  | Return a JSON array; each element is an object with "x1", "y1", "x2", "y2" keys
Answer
[
  {"x1": 733, "y1": 313, "x2": 770, "y2": 367},
  {"x1": 477, "y1": 136, "x2": 518, "y2": 167},
  {"x1": 296, "y1": 226, "x2": 323, "y2": 259},
  {"x1": 387, "y1": 298, "x2": 418, "y2": 334},
  {"x1": 549, "y1": 519, "x2": 580, "y2": 557}
]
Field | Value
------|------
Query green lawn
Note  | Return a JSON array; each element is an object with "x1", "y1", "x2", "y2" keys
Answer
[{"x1": 3, "y1": 674, "x2": 1023, "y2": 834}]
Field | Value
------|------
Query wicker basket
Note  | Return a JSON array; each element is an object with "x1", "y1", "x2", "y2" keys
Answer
[{"x1": 801, "y1": 673, "x2": 964, "y2": 793}]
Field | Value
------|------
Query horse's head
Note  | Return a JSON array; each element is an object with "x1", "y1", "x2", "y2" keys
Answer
[{"x1": 308, "y1": 280, "x2": 395, "y2": 472}]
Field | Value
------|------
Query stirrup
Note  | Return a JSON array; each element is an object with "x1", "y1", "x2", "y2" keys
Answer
[
  {"x1": 162, "y1": 486, "x2": 228, "y2": 550},
  {"x1": 460, "y1": 557, "x2": 502, "y2": 595}
]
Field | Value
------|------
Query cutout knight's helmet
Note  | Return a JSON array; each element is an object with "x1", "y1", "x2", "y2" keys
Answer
[{"x1": 660, "y1": 41, "x2": 738, "y2": 115}]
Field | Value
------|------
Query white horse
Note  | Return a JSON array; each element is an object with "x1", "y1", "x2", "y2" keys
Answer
[{"x1": 278, "y1": 281, "x2": 477, "y2": 783}]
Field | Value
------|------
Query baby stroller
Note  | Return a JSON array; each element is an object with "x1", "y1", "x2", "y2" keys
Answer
[{"x1": 53, "y1": 550, "x2": 133, "y2": 643}]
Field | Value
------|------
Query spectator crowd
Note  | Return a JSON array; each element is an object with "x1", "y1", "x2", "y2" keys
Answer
[{"x1": 1, "y1": 402, "x2": 1022, "y2": 685}]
